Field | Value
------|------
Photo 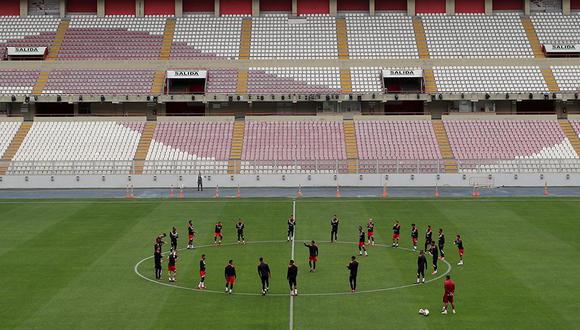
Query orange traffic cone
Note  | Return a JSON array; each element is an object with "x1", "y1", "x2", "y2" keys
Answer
[
  {"x1": 169, "y1": 185, "x2": 174, "y2": 198},
  {"x1": 382, "y1": 184, "x2": 388, "y2": 198},
  {"x1": 236, "y1": 185, "x2": 241, "y2": 199},
  {"x1": 544, "y1": 181, "x2": 549, "y2": 196},
  {"x1": 296, "y1": 185, "x2": 303, "y2": 199},
  {"x1": 214, "y1": 185, "x2": 220, "y2": 199},
  {"x1": 336, "y1": 184, "x2": 341, "y2": 198},
  {"x1": 435, "y1": 185, "x2": 440, "y2": 198}
]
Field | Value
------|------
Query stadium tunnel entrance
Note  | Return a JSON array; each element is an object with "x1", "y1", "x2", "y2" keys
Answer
[
  {"x1": 516, "y1": 100, "x2": 556, "y2": 114},
  {"x1": 382, "y1": 69, "x2": 424, "y2": 93},
  {"x1": 165, "y1": 70, "x2": 207, "y2": 95}
]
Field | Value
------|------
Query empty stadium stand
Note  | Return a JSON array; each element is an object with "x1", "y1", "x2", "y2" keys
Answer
[
  {"x1": 0, "y1": 16, "x2": 60, "y2": 61},
  {"x1": 433, "y1": 66, "x2": 547, "y2": 93},
  {"x1": 42, "y1": 70, "x2": 155, "y2": 95},
  {"x1": 0, "y1": 70, "x2": 40, "y2": 95},
  {"x1": 247, "y1": 67, "x2": 341, "y2": 95},
  {"x1": 551, "y1": 66, "x2": 580, "y2": 92},
  {"x1": 531, "y1": 13, "x2": 580, "y2": 46}
]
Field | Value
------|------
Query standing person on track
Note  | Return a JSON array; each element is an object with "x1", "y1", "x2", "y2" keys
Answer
[
  {"x1": 197, "y1": 172, "x2": 203, "y2": 191},
  {"x1": 455, "y1": 234, "x2": 464, "y2": 266},
  {"x1": 287, "y1": 215, "x2": 296, "y2": 242},
  {"x1": 358, "y1": 226, "x2": 368, "y2": 256},
  {"x1": 347, "y1": 256, "x2": 359, "y2": 293},
  {"x1": 438, "y1": 228, "x2": 445, "y2": 260},
  {"x1": 330, "y1": 215, "x2": 340, "y2": 243},
  {"x1": 198, "y1": 254, "x2": 206, "y2": 289},
  {"x1": 441, "y1": 275, "x2": 456, "y2": 314},
  {"x1": 257, "y1": 257, "x2": 271, "y2": 295},
  {"x1": 367, "y1": 218, "x2": 375, "y2": 246},
  {"x1": 187, "y1": 220, "x2": 195, "y2": 249},
  {"x1": 425, "y1": 225, "x2": 433, "y2": 253},
  {"x1": 169, "y1": 227, "x2": 178, "y2": 250},
  {"x1": 154, "y1": 245, "x2": 162, "y2": 280},
  {"x1": 236, "y1": 219, "x2": 245, "y2": 244},
  {"x1": 416, "y1": 250, "x2": 427, "y2": 284},
  {"x1": 214, "y1": 221, "x2": 223, "y2": 245},
  {"x1": 430, "y1": 241, "x2": 439, "y2": 275},
  {"x1": 304, "y1": 240, "x2": 319, "y2": 272},
  {"x1": 168, "y1": 248, "x2": 178, "y2": 282},
  {"x1": 224, "y1": 260, "x2": 236, "y2": 294},
  {"x1": 392, "y1": 220, "x2": 401, "y2": 247},
  {"x1": 411, "y1": 224, "x2": 419, "y2": 251},
  {"x1": 287, "y1": 259, "x2": 298, "y2": 296}
]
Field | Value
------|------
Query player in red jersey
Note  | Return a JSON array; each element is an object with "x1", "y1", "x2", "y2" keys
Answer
[
  {"x1": 214, "y1": 221, "x2": 223, "y2": 245},
  {"x1": 304, "y1": 240, "x2": 319, "y2": 272},
  {"x1": 187, "y1": 220, "x2": 195, "y2": 249},
  {"x1": 411, "y1": 224, "x2": 419, "y2": 251},
  {"x1": 366, "y1": 219, "x2": 375, "y2": 246},
  {"x1": 358, "y1": 226, "x2": 368, "y2": 256},
  {"x1": 441, "y1": 275, "x2": 456, "y2": 314},
  {"x1": 167, "y1": 248, "x2": 178, "y2": 282},
  {"x1": 198, "y1": 254, "x2": 206, "y2": 289},
  {"x1": 224, "y1": 259, "x2": 236, "y2": 294},
  {"x1": 455, "y1": 234, "x2": 464, "y2": 266},
  {"x1": 392, "y1": 220, "x2": 401, "y2": 247}
]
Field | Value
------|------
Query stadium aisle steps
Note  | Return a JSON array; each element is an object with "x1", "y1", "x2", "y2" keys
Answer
[
  {"x1": 160, "y1": 18, "x2": 176, "y2": 60},
  {"x1": 412, "y1": 17, "x2": 429, "y2": 59},
  {"x1": 236, "y1": 70, "x2": 248, "y2": 94},
  {"x1": 541, "y1": 69, "x2": 560, "y2": 92},
  {"x1": 239, "y1": 19, "x2": 252, "y2": 60},
  {"x1": 32, "y1": 72, "x2": 50, "y2": 95},
  {"x1": 432, "y1": 120, "x2": 457, "y2": 173},
  {"x1": 0, "y1": 122, "x2": 31, "y2": 175},
  {"x1": 151, "y1": 71, "x2": 166, "y2": 95},
  {"x1": 559, "y1": 120, "x2": 580, "y2": 156},
  {"x1": 336, "y1": 18, "x2": 349, "y2": 60},
  {"x1": 343, "y1": 120, "x2": 359, "y2": 173},
  {"x1": 522, "y1": 17, "x2": 544, "y2": 58},
  {"x1": 228, "y1": 120, "x2": 245, "y2": 174},
  {"x1": 46, "y1": 20, "x2": 69, "y2": 60},
  {"x1": 340, "y1": 69, "x2": 352, "y2": 94},
  {"x1": 133, "y1": 122, "x2": 156, "y2": 175},
  {"x1": 423, "y1": 69, "x2": 437, "y2": 93}
]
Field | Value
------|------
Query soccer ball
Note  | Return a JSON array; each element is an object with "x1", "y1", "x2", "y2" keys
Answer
[{"x1": 419, "y1": 308, "x2": 430, "y2": 316}]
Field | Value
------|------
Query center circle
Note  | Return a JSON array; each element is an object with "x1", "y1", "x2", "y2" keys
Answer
[{"x1": 134, "y1": 240, "x2": 451, "y2": 296}]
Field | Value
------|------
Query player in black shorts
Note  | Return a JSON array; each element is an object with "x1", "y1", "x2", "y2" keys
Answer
[
  {"x1": 187, "y1": 221, "x2": 195, "y2": 249},
  {"x1": 224, "y1": 260, "x2": 236, "y2": 294},
  {"x1": 392, "y1": 220, "x2": 401, "y2": 247},
  {"x1": 198, "y1": 254, "x2": 206, "y2": 289},
  {"x1": 416, "y1": 250, "x2": 427, "y2": 284},
  {"x1": 358, "y1": 226, "x2": 368, "y2": 256},
  {"x1": 430, "y1": 241, "x2": 439, "y2": 275},
  {"x1": 154, "y1": 245, "x2": 162, "y2": 280},
  {"x1": 455, "y1": 234, "x2": 464, "y2": 266},
  {"x1": 367, "y1": 219, "x2": 375, "y2": 246},
  {"x1": 347, "y1": 256, "x2": 359, "y2": 293},
  {"x1": 304, "y1": 241, "x2": 319, "y2": 272},
  {"x1": 287, "y1": 259, "x2": 298, "y2": 296},
  {"x1": 411, "y1": 224, "x2": 419, "y2": 251},
  {"x1": 214, "y1": 221, "x2": 223, "y2": 245},
  {"x1": 257, "y1": 257, "x2": 271, "y2": 295},
  {"x1": 425, "y1": 225, "x2": 433, "y2": 253},
  {"x1": 330, "y1": 215, "x2": 339, "y2": 242},
  {"x1": 287, "y1": 215, "x2": 296, "y2": 242},
  {"x1": 236, "y1": 219, "x2": 245, "y2": 244},
  {"x1": 167, "y1": 248, "x2": 178, "y2": 282},
  {"x1": 169, "y1": 227, "x2": 178, "y2": 250},
  {"x1": 438, "y1": 228, "x2": 445, "y2": 260}
]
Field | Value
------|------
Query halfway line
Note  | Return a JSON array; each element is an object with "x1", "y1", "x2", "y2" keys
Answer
[{"x1": 289, "y1": 200, "x2": 296, "y2": 330}]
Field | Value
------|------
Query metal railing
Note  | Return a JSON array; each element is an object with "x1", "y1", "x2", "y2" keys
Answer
[{"x1": 2, "y1": 159, "x2": 580, "y2": 176}]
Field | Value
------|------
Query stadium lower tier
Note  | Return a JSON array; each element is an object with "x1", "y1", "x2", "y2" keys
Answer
[{"x1": 1, "y1": 115, "x2": 580, "y2": 176}]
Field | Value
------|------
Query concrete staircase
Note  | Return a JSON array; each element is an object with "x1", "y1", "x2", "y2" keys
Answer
[
  {"x1": 0, "y1": 122, "x2": 32, "y2": 175},
  {"x1": 343, "y1": 120, "x2": 359, "y2": 173},
  {"x1": 32, "y1": 72, "x2": 50, "y2": 96},
  {"x1": 46, "y1": 20, "x2": 69, "y2": 60},
  {"x1": 336, "y1": 18, "x2": 349, "y2": 60},
  {"x1": 432, "y1": 120, "x2": 458, "y2": 173},
  {"x1": 412, "y1": 17, "x2": 430, "y2": 59},
  {"x1": 423, "y1": 69, "x2": 437, "y2": 94},
  {"x1": 227, "y1": 120, "x2": 245, "y2": 174},
  {"x1": 541, "y1": 69, "x2": 560, "y2": 93},
  {"x1": 559, "y1": 120, "x2": 580, "y2": 156},
  {"x1": 522, "y1": 17, "x2": 544, "y2": 58},
  {"x1": 159, "y1": 18, "x2": 176, "y2": 60},
  {"x1": 151, "y1": 71, "x2": 166, "y2": 95},
  {"x1": 132, "y1": 122, "x2": 156, "y2": 175},
  {"x1": 239, "y1": 19, "x2": 252, "y2": 60},
  {"x1": 236, "y1": 70, "x2": 249, "y2": 94},
  {"x1": 340, "y1": 69, "x2": 352, "y2": 94}
]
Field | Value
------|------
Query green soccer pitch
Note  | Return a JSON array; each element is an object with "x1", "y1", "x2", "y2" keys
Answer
[{"x1": 1, "y1": 198, "x2": 579, "y2": 329}]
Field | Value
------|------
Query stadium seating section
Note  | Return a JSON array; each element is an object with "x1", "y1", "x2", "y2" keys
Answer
[
  {"x1": 0, "y1": 70, "x2": 40, "y2": 95},
  {"x1": 433, "y1": 66, "x2": 547, "y2": 93},
  {"x1": 0, "y1": 16, "x2": 60, "y2": 60},
  {"x1": 248, "y1": 67, "x2": 341, "y2": 95},
  {"x1": 42, "y1": 70, "x2": 155, "y2": 95},
  {"x1": 0, "y1": 121, "x2": 22, "y2": 157},
  {"x1": 531, "y1": 12, "x2": 580, "y2": 46},
  {"x1": 551, "y1": 66, "x2": 580, "y2": 92}
]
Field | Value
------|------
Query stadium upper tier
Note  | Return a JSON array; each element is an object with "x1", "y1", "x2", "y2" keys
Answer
[
  {"x1": 0, "y1": 13, "x2": 579, "y2": 61},
  {"x1": 1, "y1": 116, "x2": 580, "y2": 175}
]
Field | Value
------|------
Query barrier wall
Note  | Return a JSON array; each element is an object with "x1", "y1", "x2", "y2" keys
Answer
[
  {"x1": 337, "y1": 0, "x2": 369, "y2": 11},
  {"x1": 67, "y1": 0, "x2": 97, "y2": 13},
  {"x1": 260, "y1": 0, "x2": 292, "y2": 11},
  {"x1": 220, "y1": 0, "x2": 252, "y2": 15},
  {"x1": 105, "y1": 0, "x2": 136, "y2": 15},
  {"x1": 493, "y1": 0, "x2": 523, "y2": 11},
  {"x1": 455, "y1": 0, "x2": 485, "y2": 13},
  {"x1": 144, "y1": 0, "x2": 175, "y2": 15},
  {"x1": 415, "y1": 0, "x2": 445, "y2": 13},
  {"x1": 183, "y1": 0, "x2": 215, "y2": 12},
  {"x1": 297, "y1": 0, "x2": 330, "y2": 14},
  {"x1": 0, "y1": 0, "x2": 20, "y2": 15}
]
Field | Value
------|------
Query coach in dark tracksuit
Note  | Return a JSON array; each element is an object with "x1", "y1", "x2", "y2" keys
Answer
[{"x1": 347, "y1": 256, "x2": 359, "y2": 292}]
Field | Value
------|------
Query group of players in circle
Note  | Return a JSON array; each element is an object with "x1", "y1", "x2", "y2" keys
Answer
[{"x1": 151, "y1": 216, "x2": 464, "y2": 312}]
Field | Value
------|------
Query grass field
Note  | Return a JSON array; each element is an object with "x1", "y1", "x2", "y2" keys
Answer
[{"x1": 1, "y1": 198, "x2": 579, "y2": 329}]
